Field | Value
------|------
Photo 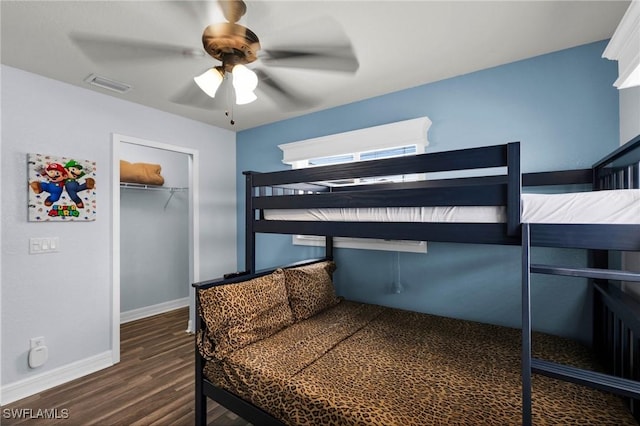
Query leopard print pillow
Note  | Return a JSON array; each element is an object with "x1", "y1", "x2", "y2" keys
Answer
[
  {"x1": 283, "y1": 261, "x2": 340, "y2": 322},
  {"x1": 198, "y1": 269, "x2": 293, "y2": 360}
]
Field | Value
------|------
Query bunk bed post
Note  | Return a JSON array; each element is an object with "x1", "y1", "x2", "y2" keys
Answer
[
  {"x1": 506, "y1": 142, "x2": 522, "y2": 237},
  {"x1": 521, "y1": 223, "x2": 533, "y2": 426},
  {"x1": 244, "y1": 171, "x2": 256, "y2": 273},
  {"x1": 325, "y1": 236, "x2": 334, "y2": 260}
]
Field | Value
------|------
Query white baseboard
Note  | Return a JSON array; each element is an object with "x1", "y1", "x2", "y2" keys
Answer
[
  {"x1": 1, "y1": 351, "x2": 113, "y2": 405},
  {"x1": 120, "y1": 297, "x2": 189, "y2": 324}
]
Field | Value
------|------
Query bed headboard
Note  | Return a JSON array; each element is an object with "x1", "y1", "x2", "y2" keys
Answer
[{"x1": 192, "y1": 258, "x2": 331, "y2": 291}]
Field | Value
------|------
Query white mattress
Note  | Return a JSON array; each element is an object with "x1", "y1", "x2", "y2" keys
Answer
[{"x1": 263, "y1": 189, "x2": 640, "y2": 225}]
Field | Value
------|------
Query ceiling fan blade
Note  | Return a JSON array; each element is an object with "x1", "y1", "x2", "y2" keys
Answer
[
  {"x1": 260, "y1": 46, "x2": 359, "y2": 73},
  {"x1": 257, "y1": 15, "x2": 358, "y2": 73},
  {"x1": 176, "y1": 1, "x2": 224, "y2": 27},
  {"x1": 218, "y1": 0, "x2": 247, "y2": 23},
  {"x1": 170, "y1": 78, "x2": 227, "y2": 110},
  {"x1": 69, "y1": 32, "x2": 205, "y2": 63},
  {"x1": 254, "y1": 68, "x2": 316, "y2": 110}
]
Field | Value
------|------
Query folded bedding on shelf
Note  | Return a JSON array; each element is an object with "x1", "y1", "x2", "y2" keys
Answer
[
  {"x1": 263, "y1": 189, "x2": 640, "y2": 225},
  {"x1": 202, "y1": 299, "x2": 636, "y2": 426},
  {"x1": 119, "y1": 159, "x2": 165, "y2": 186}
]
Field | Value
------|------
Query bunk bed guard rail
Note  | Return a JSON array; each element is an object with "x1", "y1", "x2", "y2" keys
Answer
[
  {"x1": 243, "y1": 142, "x2": 522, "y2": 273},
  {"x1": 594, "y1": 134, "x2": 640, "y2": 190}
]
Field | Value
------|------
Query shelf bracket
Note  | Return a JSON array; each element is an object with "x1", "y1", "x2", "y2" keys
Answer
[{"x1": 164, "y1": 189, "x2": 176, "y2": 209}]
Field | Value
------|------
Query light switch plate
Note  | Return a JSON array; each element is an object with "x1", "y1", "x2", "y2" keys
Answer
[{"x1": 29, "y1": 237, "x2": 60, "y2": 254}]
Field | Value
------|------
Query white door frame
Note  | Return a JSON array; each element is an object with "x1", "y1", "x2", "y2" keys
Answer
[{"x1": 111, "y1": 133, "x2": 200, "y2": 363}]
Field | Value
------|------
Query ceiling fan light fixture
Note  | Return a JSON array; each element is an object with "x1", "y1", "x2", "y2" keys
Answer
[
  {"x1": 234, "y1": 89, "x2": 257, "y2": 105},
  {"x1": 194, "y1": 67, "x2": 224, "y2": 98},
  {"x1": 232, "y1": 64, "x2": 258, "y2": 104}
]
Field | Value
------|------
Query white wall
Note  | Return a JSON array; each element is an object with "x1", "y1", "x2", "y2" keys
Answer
[
  {"x1": 620, "y1": 86, "x2": 640, "y2": 143},
  {"x1": 0, "y1": 65, "x2": 237, "y2": 403}
]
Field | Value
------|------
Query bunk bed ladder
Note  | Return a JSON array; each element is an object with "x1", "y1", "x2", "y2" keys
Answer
[{"x1": 522, "y1": 223, "x2": 640, "y2": 425}]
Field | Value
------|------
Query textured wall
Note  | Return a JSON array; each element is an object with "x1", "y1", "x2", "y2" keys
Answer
[{"x1": 1, "y1": 65, "x2": 236, "y2": 398}]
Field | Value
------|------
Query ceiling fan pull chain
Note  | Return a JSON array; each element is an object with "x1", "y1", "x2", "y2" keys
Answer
[
  {"x1": 225, "y1": 77, "x2": 235, "y2": 126},
  {"x1": 224, "y1": 108, "x2": 234, "y2": 126}
]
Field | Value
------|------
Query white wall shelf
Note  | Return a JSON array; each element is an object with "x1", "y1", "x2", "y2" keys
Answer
[{"x1": 119, "y1": 182, "x2": 188, "y2": 208}]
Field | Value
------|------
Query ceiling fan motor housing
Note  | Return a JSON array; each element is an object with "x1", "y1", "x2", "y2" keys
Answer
[{"x1": 202, "y1": 23, "x2": 261, "y2": 72}]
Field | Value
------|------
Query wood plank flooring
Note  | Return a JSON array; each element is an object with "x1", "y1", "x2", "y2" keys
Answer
[{"x1": 1, "y1": 308, "x2": 251, "y2": 426}]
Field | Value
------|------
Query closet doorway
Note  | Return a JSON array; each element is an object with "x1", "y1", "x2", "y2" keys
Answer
[{"x1": 111, "y1": 134, "x2": 199, "y2": 364}]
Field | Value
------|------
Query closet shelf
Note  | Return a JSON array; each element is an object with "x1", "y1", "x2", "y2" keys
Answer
[
  {"x1": 120, "y1": 182, "x2": 187, "y2": 208},
  {"x1": 120, "y1": 182, "x2": 187, "y2": 192}
]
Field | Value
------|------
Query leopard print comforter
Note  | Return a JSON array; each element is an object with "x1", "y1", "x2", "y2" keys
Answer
[{"x1": 203, "y1": 301, "x2": 637, "y2": 425}]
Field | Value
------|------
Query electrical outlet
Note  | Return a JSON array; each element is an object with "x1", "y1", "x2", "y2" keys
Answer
[{"x1": 30, "y1": 336, "x2": 45, "y2": 349}]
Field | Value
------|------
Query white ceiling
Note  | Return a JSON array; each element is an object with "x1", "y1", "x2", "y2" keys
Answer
[{"x1": 1, "y1": 1, "x2": 630, "y2": 131}]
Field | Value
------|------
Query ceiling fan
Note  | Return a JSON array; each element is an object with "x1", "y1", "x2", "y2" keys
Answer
[
  {"x1": 195, "y1": 0, "x2": 265, "y2": 107},
  {"x1": 70, "y1": 0, "x2": 359, "y2": 125}
]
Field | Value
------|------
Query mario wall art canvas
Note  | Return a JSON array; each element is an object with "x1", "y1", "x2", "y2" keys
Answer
[{"x1": 28, "y1": 153, "x2": 97, "y2": 222}]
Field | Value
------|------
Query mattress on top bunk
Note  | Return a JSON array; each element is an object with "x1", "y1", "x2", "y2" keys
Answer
[
  {"x1": 263, "y1": 189, "x2": 640, "y2": 224},
  {"x1": 203, "y1": 300, "x2": 636, "y2": 426}
]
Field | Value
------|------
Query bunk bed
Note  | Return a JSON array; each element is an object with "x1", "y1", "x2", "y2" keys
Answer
[{"x1": 193, "y1": 135, "x2": 640, "y2": 426}]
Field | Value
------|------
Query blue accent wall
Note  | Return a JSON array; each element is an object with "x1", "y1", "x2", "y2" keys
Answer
[{"x1": 236, "y1": 40, "x2": 619, "y2": 343}]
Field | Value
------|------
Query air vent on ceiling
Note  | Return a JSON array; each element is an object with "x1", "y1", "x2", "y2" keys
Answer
[{"x1": 84, "y1": 74, "x2": 132, "y2": 93}]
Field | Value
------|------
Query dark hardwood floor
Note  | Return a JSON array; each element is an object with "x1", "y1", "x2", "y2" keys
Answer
[{"x1": 1, "y1": 308, "x2": 251, "y2": 426}]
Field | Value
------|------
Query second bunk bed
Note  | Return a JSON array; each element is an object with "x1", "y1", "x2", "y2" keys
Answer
[{"x1": 195, "y1": 135, "x2": 640, "y2": 425}]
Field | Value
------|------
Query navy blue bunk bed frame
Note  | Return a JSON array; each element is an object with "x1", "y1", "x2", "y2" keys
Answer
[
  {"x1": 194, "y1": 136, "x2": 640, "y2": 426},
  {"x1": 522, "y1": 136, "x2": 640, "y2": 425}
]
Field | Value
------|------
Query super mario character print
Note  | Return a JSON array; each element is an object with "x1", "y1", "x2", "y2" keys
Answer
[{"x1": 28, "y1": 153, "x2": 97, "y2": 222}]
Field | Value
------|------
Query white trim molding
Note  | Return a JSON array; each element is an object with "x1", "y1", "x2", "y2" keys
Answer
[
  {"x1": 603, "y1": 0, "x2": 640, "y2": 89},
  {"x1": 294, "y1": 235, "x2": 427, "y2": 253},
  {"x1": 111, "y1": 133, "x2": 200, "y2": 362},
  {"x1": 1, "y1": 351, "x2": 113, "y2": 405},
  {"x1": 278, "y1": 116, "x2": 431, "y2": 165},
  {"x1": 280, "y1": 117, "x2": 431, "y2": 253},
  {"x1": 120, "y1": 297, "x2": 189, "y2": 324}
]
